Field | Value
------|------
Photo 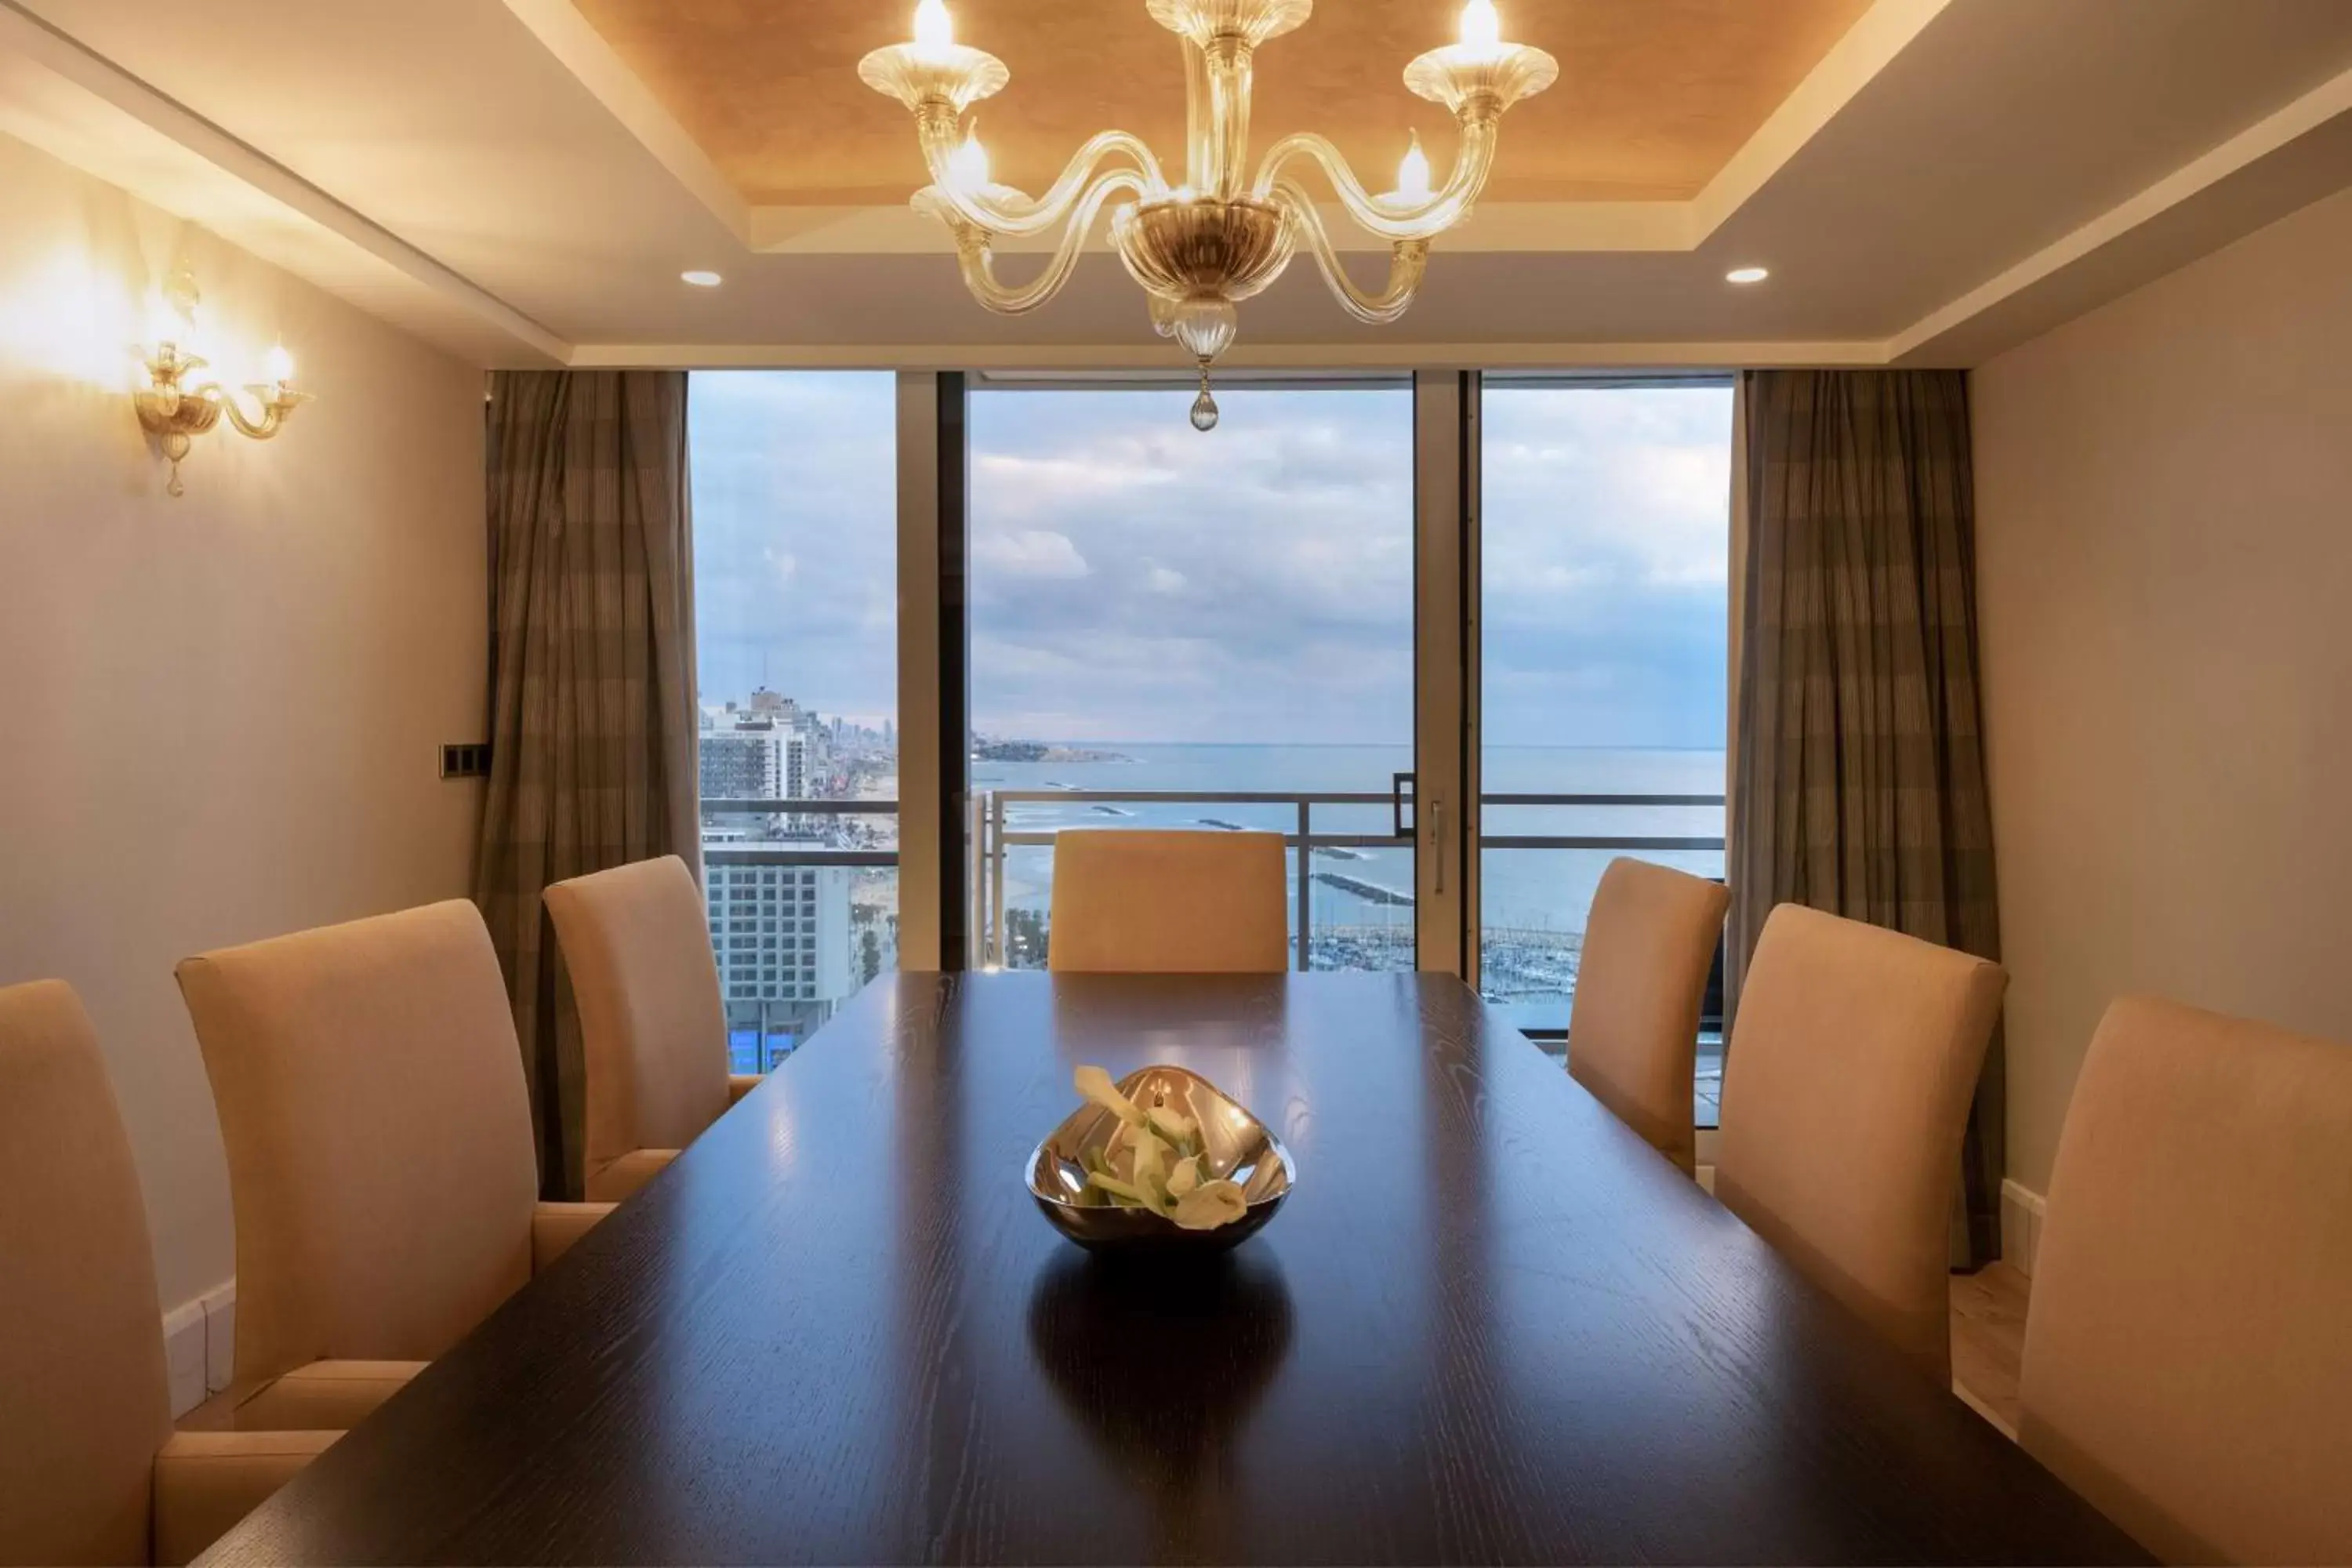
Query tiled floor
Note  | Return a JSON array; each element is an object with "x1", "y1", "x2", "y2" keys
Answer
[
  {"x1": 1951, "y1": 1261, "x2": 2031, "y2": 1435},
  {"x1": 1694, "y1": 1033, "x2": 1724, "y2": 1127}
]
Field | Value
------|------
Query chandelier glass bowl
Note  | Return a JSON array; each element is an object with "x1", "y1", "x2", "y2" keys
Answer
[{"x1": 860, "y1": 0, "x2": 1556, "y2": 428}]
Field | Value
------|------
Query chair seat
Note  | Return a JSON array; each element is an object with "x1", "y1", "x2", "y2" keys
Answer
[
  {"x1": 151, "y1": 1429, "x2": 343, "y2": 1565},
  {"x1": 585, "y1": 1148, "x2": 679, "y2": 1203},
  {"x1": 193, "y1": 1359, "x2": 426, "y2": 1432}
]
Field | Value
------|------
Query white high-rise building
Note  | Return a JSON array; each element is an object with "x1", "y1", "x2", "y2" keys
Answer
[
  {"x1": 702, "y1": 858, "x2": 856, "y2": 1044},
  {"x1": 699, "y1": 723, "x2": 809, "y2": 804}
]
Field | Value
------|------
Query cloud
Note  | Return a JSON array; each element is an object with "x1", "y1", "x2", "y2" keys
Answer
[
  {"x1": 975, "y1": 528, "x2": 1091, "y2": 579},
  {"x1": 688, "y1": 373, "x2": 1732, "y2": 750}
]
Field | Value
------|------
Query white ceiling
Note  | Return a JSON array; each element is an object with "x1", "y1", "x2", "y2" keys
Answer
[{"x1": 6, "y1": 0, "x2": 2352, "y2": 369}]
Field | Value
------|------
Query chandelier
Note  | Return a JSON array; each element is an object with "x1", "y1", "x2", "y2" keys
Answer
[{"x1": 861, "y1": 0, "x2": 1555, "y2": 429}]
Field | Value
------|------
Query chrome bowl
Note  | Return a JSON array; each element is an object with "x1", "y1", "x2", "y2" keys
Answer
[{"x1": 1026, "y1": 1065, "x2": 1294, "y2": 1253}]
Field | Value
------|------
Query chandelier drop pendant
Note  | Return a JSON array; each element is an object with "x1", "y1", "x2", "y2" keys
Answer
[{"x1": 861, "y1": 0, "x2": 1555, "y2": 430}]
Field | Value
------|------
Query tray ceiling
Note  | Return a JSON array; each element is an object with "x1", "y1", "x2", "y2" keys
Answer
[
  {"x1": 10, "y1": 0, "x2": 2352, "y2": 368},
  {"x1": 572, "y1": 0, "x2": 1875, "y2": 205}
]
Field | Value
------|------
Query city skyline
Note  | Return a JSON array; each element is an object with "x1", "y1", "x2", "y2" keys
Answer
[{"x1": 691, "y1": 374, "x2": 1730, "y2": 749}]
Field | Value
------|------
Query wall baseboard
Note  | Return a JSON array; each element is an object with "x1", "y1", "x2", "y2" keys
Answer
[
  {"x1": 2001, "y1": 1179, "x2": 2047, "y2": 1277},
  {"x1": 162, "y1": 1300, "x2": 207, "y2": 1417},
  {"x1": 162, "y1": 1280, "x2": 237, "y2": 1418}
]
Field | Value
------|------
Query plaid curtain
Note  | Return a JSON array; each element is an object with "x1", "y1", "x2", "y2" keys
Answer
[
  {"x1": 474, "y1": 371, "x2": 699, "y2": 1199},
  {"x1": 1727, "y1": 368, "x2": 2005, "y2": 1268}
]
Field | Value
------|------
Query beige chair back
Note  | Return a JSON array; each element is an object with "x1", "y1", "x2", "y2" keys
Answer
[
  {"x1": 2020, "y1": 997, "x2": 2352, "y2": 1565},
  {"x1": 1566, "y1": 858, "x2": 1730, "y2": 1174},
  {"x1": 1715, "y1": 903, "x2": 2005, "y2": 1384},
  {"x1": 0, "y1": 981, "x2": 172, "y2": 1566},
  {"x1": 1047, "y1": 829, "x2": 1290, "y2": 973},
  {"x1": 543, "y1": 856, "x2": 730, "y2": 1197},
  {"x1": 176, "y1": 901, "x2": 539, "y2": 1390}
]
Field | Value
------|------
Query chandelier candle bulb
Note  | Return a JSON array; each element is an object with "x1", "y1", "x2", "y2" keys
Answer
[
  {"x1": 946, "y1": 125, "x2": 990, "y2": 193},
  {"x1": 1394, "y1": 132, "x2": 1432, "y2": 203},
  {"x1": 1461, "y1": 0, "x2": 1503, "y2": 52},
  {"x1": 912, "y1": 0, "x2": 953, "y2": 56},
  {"x1": 263, "y1": 342, "x2": 296, "y2": 388},
  {"x1": 860, "y1": 0, "x2": 1555, "y2": 429}
]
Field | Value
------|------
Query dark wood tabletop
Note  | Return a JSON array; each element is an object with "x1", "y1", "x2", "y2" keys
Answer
[{"x1": 202, "y1": 971, "x2": 2149, "y2": 1566}]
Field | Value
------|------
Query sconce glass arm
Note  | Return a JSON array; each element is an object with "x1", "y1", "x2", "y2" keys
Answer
[{"x1": 213, "y1": 385, "x2": 303, "y2": 440}]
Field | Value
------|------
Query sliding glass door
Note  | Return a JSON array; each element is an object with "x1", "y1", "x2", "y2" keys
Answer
[
  {"x1": 683, "y1": 370, "x2": 1735, "y2": 1047},
  {"x1": 688, "y1": 372, "x2": 900, "y2": 1065},
  {"x1": 964, "y1": 380, "x2": 1419, "y2": 971},
  {"x1": 1478, "y1": 379, "x2": 1733, "y2": 1114}
]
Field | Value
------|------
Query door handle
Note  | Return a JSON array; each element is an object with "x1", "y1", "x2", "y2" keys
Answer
[{"x1": 1431, "y1": 795, "x2": 1446, "y2": 895}]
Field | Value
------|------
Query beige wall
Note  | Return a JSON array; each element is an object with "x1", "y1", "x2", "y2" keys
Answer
[
  {"x1": 1973, "y1": 184, "x2": 2352, "y2": 1196},
  {"x1": 0, "y1": 131, "x2": 487, "y2": 1310}
]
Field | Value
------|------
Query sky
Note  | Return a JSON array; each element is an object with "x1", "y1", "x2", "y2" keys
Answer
[{"x1": 690, "y1": 373, "x2": 1730, "y2": 749}]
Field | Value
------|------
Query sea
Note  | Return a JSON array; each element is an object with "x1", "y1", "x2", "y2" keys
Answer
[{"x1": 971, "y1": 742, "x2": 1726, "y2": 1011}]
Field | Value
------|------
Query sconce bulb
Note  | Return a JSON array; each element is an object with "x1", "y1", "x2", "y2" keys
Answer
[
  {"x1": 913, "y1": 0, "x2": 953, "y2": 52},
  {"x1": 1396, "y1": 132, "x2": 1432, "y2": 202},
  {"x1": 146, "y1": 288, "x2": 193, "y2": 350},
  {"x1": 264, "y1": 343, "x2": 296, "y2": 386},
  {"x1": 947, "y1": 122, "x2": 990, "y2": 192},
  {"x1": 1460, "y1": 0, "x2": 1501, "y2": 49}
]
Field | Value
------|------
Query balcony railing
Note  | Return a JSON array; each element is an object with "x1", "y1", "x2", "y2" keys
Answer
[
  {"x1": 975, "y1": 789, "x2": 1724, "y2": 976},
  {"x1": 706, "y1": 789, "x2": 1724, "y2": 1112},
  {"x1": 702, "y1": 797, "x2": 899, "y2": 867},
  {"x1": 704, "y1": 787, "x2": 1725, "y2": 989}
]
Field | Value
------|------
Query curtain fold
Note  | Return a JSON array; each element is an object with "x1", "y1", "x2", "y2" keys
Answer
[
  {"x1": 475, "y1": 370, "x2": 699, "y2": 1199},
  {"x1": 1727, "y1": 368, "x2": 2005, "y2": 1269}
]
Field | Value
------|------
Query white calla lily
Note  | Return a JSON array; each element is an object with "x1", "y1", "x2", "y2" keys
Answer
[
  {"x1": 1073, "y1": 1064, "x2": 1146, "y2": 1127},
  {"x1": 1170, "y1": 1178, "x2": 1248, "y2": 1231},
  {"x1": 1144, "y1": 1105, "x2": 1196, "y2": 1145},
  {"x1": 1067, "y1": 1066, "x2": 1255, "y2": 1231}
]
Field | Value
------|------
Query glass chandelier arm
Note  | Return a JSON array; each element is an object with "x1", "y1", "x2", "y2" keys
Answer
[
  {"x1": 1273, "y1": 182, "x2": 1430, "y2": 325},
  {"x1": 917, "y1": 119, "x2": 1167, "y2": 238},
  {"x1": 940, "y1": 170, "x2": 1150, "y2": 315},
  {"x1": 1250, "y1": 122, "x2": 1497, "y2": 241}
]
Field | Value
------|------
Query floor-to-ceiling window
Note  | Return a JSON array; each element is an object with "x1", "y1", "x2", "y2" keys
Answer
[
  {"x1": 1479, "y1": 379, "x2": 1733, "y2": 1119},
  {"x1": 966, "y1": 380, "x2": 1417, "y2": 970},
  {"x1": 689, "y1": 372, "x2": 897, "y2": 1066}
]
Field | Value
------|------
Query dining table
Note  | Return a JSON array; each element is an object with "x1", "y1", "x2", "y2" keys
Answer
[{"x1": 201, "y1": 970, "x2": 2151, "y2": 1565}]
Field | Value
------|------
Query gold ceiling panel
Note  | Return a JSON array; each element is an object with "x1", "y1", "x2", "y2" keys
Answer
[{"x1": 574, "y1": 0, "x2": 1875, "y2": 207}]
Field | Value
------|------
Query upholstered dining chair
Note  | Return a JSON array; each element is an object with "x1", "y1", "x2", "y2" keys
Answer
[
  {"x1": 1714, "y1": 903, "x2": 2005, "y2": 1385},
  {"x1": 543, "y1": 855, "x2": 758, "y2": 1202},
  {"x1": 1047, "y1": 829, "x2": 1290, "y2": 973},
  {"x1": 2019, "y1": 996, "x2": 2352, "y2": 1566},
  {"x1": 0, "y1": 980, "x2": 339, "y2": 1566},
  {"x1": 1566, "y1": 857, "x2": 1730, "y2": 1175},
  {"x1": 176, "y1": 901, "x2": 612, "y2": 1432}
]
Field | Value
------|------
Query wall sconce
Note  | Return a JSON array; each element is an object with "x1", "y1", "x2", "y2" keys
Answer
[{"x1": 135, "y1": 265, "x2": 308, "y2": 497}]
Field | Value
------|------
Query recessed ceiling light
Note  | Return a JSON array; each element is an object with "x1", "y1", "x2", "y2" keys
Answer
[
  {"x1": 1726, "y1": 266, "x2": 1769, "y2": 285},
  {"x1": 681, "y1": 270, "x2": 724, "y2": 288}
]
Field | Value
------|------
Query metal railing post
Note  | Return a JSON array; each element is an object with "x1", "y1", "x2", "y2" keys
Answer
[
  {"x1": 1295, "y1": 799, "x2": 1312, "y2": 971},
  {"x1": 989, "y1": 791, "x2": 1007, "y2": 966}
]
